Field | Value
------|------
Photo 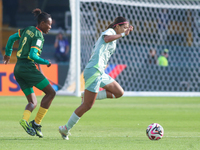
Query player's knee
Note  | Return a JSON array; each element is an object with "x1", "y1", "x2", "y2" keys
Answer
[
  {"x1": 29, "y1": 102, "x2": 37, "y2": 109},
  {"x1": 33, "y1": 103, "x2": 37, "y2": 109},
  {"x1": 47, "y1": 89, "x2": 56, "y2": 99},
  {"x1": 115, "y1": 89, "x2": 124, "y2": 98},
  {"x1": 83, "y1": 103, "x2": 93, "y2": 111},
  {"x1": 52, "y1": 90, "x2": 56, "y2": 98}
]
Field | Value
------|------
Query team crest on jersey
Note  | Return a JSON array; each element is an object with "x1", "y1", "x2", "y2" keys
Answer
[{"x1": 36, "y1": 39, "x2": 42, "y2": 47}]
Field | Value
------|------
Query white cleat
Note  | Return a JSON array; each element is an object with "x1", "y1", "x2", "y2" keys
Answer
[{"x1": 59, "y1": 125, "x2": 70, "y2": 140}]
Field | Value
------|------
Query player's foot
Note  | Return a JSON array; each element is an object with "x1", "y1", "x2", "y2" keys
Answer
[
  {"x1": 59, "y1": 125, "x2": 70, "y2": 140},
  {"x1": 29, "y1": 120, "x2": 43, "y2": 138},
  {"x1": 81, "y1": 92, "x2": 84, "y2": 104},
  {"x1": 19, "y1": 119, "x2": 36, "y2": 136}
]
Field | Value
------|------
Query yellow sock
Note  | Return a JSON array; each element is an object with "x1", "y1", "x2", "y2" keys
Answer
[
  {"x1": 22, "y1": 110, "x2": 31, "y2": 122},
  {"x1": 34, "y1": 107, "x2": 48, "y2": 125}
]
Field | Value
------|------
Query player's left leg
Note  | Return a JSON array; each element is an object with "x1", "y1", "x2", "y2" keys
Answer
[
  {"x1": 59, "y1": 67, "x2": 100, "y2": 140},
  {"x1": 98, "y1": 72, "x2": 124, "y2": 99},
  {"x1": 30, "y1": 79, "x2": 56, "y2": 138},
  {"x1": 82, "y1": 73, "x2": 124, "y2": 101},
  {"x1": 102, "y1": 80, "x2": 124, "y2": 99},
  {"x1": 59, "y1": 89, "x2": 97, "y2": 140}
]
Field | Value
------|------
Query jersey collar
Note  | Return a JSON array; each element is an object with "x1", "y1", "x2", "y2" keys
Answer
[{"x1": 36, "y1": 27, "x2": 43, "y2": 34}]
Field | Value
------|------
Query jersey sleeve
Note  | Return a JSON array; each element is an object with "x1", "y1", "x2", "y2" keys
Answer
[
  {"x1": 102, "y1": 28, "x2": 116, "y2": 36},
  {"x1": 5, "y1": 32, "x2": 21, "y2": 56},
  {"x1": 18, "y1": 28, "x2": 26, "y2": 38},
  {"x1": 29, "y1": 47, "x2": 49, "y2": 65}
]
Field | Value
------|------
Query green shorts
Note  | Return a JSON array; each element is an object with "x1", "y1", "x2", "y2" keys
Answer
[
  {"x1": 14, "y1": 61, "x2": 50, "y2": 95},
  {"x1": 84, "y1": 67, "x2": 114, "y2": 93}
]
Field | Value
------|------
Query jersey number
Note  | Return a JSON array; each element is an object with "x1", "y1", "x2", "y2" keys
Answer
[{"x1": 17, "y1": 37, "x2": 27, "y2": 57}]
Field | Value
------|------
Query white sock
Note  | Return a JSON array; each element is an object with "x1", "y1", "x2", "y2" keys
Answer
[
  {"x1": 65, "y1": 112, "x2": 80, "y2": 131},
  {"x1": 96, "y1": 90, "x2": 107, "y2": 100}
]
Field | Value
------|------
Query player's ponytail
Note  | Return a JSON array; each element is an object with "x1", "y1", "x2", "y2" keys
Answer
[
  {"x1": 107, "y1": 16, "x2": 128, "y2": 29},
  {"x1": 107, "y1": 22, "x2": 115, "y2": 29},
  {"x1": 32, "y1": 8, "x2": 51, "y2": 25}
]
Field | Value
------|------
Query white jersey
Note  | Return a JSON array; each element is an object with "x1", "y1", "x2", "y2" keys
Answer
[{"x1": 85, "y1": 28, "x2": 117, "y2": 73}]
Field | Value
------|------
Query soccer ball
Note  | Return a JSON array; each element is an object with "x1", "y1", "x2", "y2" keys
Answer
[{"x1": 146, "y1": 123, "x2": 164, "y2": 140}]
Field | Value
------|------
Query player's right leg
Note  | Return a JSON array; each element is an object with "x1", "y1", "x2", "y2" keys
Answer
[
  {"x1": 19, "y1": 90, "x2": 38, "y2": 136},
  {"x1": 14, "y1": 65, "x2": 37, "y2": 136},
  {"x1": 19, "y1": 119, "x2": 36, "y2": 136}
]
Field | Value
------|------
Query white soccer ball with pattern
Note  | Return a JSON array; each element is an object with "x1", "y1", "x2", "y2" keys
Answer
[{"x1": 146, "y1": 123, "x2": 164, "y2": 140}]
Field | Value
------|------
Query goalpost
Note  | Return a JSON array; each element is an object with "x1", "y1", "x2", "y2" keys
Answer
[{"x1": 57, "y1": 0, "x2": 200, "y2": 97}]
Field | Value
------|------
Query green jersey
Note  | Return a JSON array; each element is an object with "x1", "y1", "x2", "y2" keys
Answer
[
  {"x1": 85, "y1": 28, "x2": 117, "y2": 73},
  {"x1": 158, "y1": 56, "x2": 168, "y2": 66},
  {"x1": 17, "y1": 26, "x2": 44, "y2": 62}
]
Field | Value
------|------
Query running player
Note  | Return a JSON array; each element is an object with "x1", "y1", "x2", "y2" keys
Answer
[
  {"x1": 59, "y1": 16, "x2": 133, "y2": 140},
  {"x1": 3, "y1": 8, "x2": 55, "y2": 138}
]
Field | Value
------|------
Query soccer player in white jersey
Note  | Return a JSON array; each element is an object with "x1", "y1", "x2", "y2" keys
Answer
[{"x1": 59, "y1": 16, "x2": 133, "y2": 140}]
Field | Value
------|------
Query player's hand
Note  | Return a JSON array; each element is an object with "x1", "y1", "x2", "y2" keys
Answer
[
  {"x1": 125, "y1": 25, "x2": 134, "y2": 36},
  {"x1": 129, "y1": 25, "x2": 134, "y2": 31},
  {"x1": 47, "y1": 60, "x2": 51, "y2": 67},
  {"x1": 3, "y1": 55, "x2": 11, "y2": 64}
]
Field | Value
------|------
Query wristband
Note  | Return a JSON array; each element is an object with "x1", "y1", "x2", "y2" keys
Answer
[{"x1": 121, "y1": 32, "x2": 125, "y2": 37}]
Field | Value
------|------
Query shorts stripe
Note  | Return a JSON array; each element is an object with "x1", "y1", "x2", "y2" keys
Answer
[
  {"x1": 35, "y1": 78, "x2": 50, "y2": 90},
  {"x1": 85, "y1": 70, "x2": 101, "y2": 89},
  {"x1": 23, "y1": 88, "x2": 34, "y2": 96}
]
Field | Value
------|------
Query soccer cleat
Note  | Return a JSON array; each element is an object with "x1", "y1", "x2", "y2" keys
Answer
[
  {"x1": 59, "y1": 125, "x2": 70, "y2": 140},
  {"x1": 19, "y1": 119, "x2": 36, "y2": 136},
  {"x1": 29, "y1": 120, "x2": 43, "y2": 138}
]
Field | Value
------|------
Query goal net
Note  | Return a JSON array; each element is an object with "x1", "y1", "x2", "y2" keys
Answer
[{"x1": 57, "y1": 0, "x2": 200, "y2": 96}]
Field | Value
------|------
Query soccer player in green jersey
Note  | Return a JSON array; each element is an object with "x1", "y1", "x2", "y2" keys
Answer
[
  {"x1": 3, "y1": 8, "x2": 55, "y2": 138},
  {"x1": 59, "y1": 17, "x2": 133, "y2": 140}
]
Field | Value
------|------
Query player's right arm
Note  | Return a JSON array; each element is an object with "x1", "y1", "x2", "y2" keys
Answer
[
  {"x1": 3, "y1": 32, "x2": 21, "y2": 64},
  {"x1": 104, "y1": 25, "x2": 133, "y2": 43}
]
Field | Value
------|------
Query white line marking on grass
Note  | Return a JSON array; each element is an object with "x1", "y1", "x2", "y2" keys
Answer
[{"x1": 165, "y1": 136, "x2": 200, "y2": 138}]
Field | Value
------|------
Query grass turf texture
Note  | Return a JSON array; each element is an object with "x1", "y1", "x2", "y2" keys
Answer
[{"x1": 0, "y1": 96, "x2": 200, "y2": 150}]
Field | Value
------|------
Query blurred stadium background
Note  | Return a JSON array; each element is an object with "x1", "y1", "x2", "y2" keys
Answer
[
  {"x1": 1, "y1": 1, "x2": 200, "y2": 149},
  {"x1": 0, "y1": 0, "x2": 200, "y2": 96},
  {"x1": 0, "y1": 0, "x2": 71, "y2": 95}
]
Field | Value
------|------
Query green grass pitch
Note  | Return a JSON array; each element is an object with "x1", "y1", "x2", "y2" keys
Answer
[{"x1": 0, "y1": 96, "x2": 200, "y2": 150}]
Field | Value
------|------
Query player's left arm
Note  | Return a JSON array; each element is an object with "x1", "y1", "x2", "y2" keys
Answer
[{"x1": 29, "y1": 47, "x2": 50, "y2": 65}]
